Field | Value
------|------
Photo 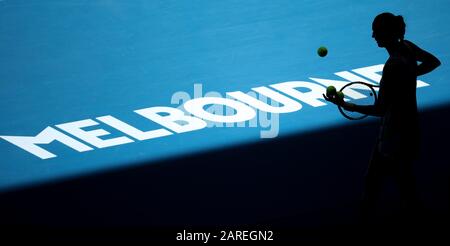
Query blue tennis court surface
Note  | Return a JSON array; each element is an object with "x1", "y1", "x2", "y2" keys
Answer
[{"x1": 1, "y1": 0, "x2": 449, "y2": 194}]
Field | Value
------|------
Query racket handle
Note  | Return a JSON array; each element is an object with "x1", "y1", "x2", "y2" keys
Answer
[{"x1": 342, "y1": 102, "x2": 356, "y2": 112}]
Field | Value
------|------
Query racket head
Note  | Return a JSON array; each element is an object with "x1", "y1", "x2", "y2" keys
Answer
[{"x1": 338, "y1": 82, "x2": 378, "y2": 120}]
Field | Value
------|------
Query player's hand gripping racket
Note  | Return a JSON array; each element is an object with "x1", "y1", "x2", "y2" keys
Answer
[{"x1": 324, "y1": 82, "x2": 379, "y2": 120}]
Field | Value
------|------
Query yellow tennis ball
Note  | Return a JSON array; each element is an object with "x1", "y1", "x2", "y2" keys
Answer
[
  {"x1": 337, "y1": 91, "x2": 345, "y2": 100},
  {"x1": 317, "y1": 46, "x2": 328, "y2": 57},
  {"x1": 326, "y1": 86, "x2": 336, "y2": 97}
]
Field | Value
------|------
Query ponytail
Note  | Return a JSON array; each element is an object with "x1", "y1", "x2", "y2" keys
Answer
[{"x1": 396, "y1": 15, "x2": 406, "y2": 41}]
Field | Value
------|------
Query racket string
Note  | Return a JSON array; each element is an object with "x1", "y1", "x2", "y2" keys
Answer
[{"x1": 338, "y1": 82, "x2": 378, "y2": 120}]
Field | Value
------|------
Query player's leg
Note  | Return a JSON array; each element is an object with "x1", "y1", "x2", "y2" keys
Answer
[
  {"x1": 360, "y1": 147, "x2": 385, "y2": 224},
  {"x1": 395, "y1": 157, "x2": 423, "y2": 223}
]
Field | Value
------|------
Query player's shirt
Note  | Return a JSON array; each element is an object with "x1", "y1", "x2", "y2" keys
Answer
[{"x1": 377, "y1": 43, "x2": 420, "y2": 159}]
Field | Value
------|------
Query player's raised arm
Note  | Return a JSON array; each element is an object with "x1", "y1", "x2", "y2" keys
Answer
[{"x1": 404, "y1": 40, "x2": 441, "y2": 76}]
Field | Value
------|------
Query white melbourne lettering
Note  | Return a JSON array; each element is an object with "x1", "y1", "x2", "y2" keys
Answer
[{"x1": 0, "y1": 64, "x2": 430, "y2": 159}]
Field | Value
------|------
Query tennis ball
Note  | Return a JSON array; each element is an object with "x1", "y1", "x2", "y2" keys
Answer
[
  {"x1": 326, "y1": 86, "x2": 336, "y2": 97},
  {"x1": 337, "y1": 91, "x2": 345, "y2": 100},
  {"x1": 317, "y1": 46, "x2": 328, "y2": 57}
]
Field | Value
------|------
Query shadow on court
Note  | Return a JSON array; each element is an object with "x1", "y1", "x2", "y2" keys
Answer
[{"x1": 0, "y1": 103, "x2": 449, "y2": 242}]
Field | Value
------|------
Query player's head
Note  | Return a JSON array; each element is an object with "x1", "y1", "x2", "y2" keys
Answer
[{"x1": 372, "y1": 12, "x2": 406, "y2": 48}]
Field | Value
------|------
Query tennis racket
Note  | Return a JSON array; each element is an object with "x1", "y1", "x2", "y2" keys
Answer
[{"x1": 337, "y1": 81, "x2": 379, "y2": 120}]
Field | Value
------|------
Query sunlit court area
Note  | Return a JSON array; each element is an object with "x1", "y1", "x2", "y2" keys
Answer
[{"x1": 1, "y1": 0, "x2": 449, "y2": 242}]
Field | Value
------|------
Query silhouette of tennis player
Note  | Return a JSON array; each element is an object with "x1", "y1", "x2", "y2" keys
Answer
[{"x1": 325, "y1": 13, "x2": 441, "y2": 224}]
